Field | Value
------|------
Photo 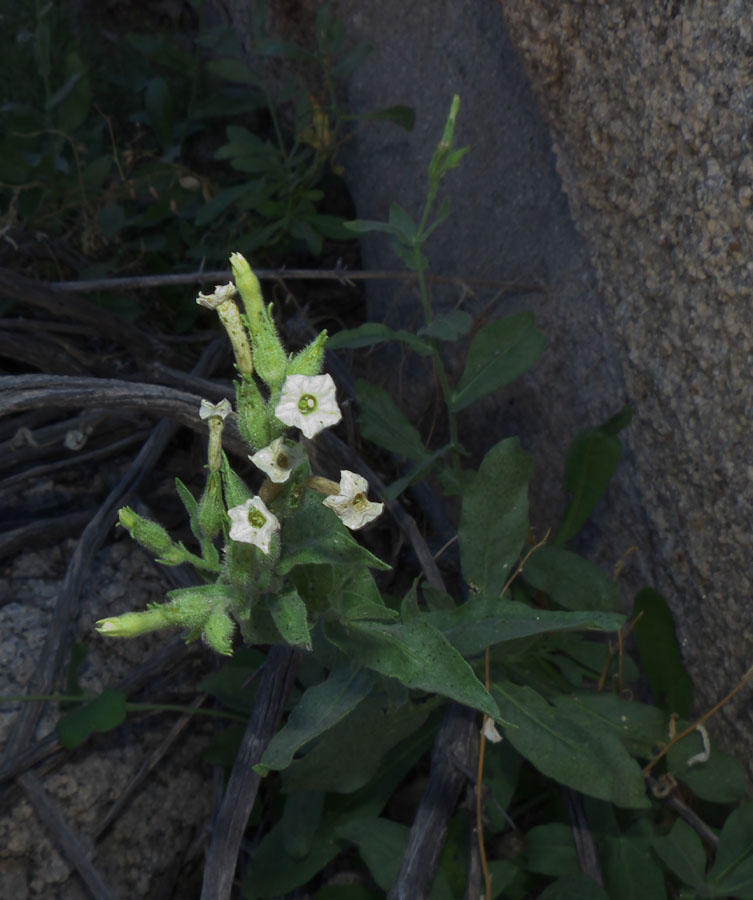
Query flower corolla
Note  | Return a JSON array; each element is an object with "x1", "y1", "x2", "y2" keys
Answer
[
  {"x1": 228, "y1": 497, "x2": 280, "y2": 554},
  {"x1": 322, "y1": 470, "x2": 384, "y2": 530},
  {"x1": 250, "y1": 437, "x2": 305, "y2": 483},
  {"x1": 274, "y1": 374, "x2": 342, "y2": 439}
]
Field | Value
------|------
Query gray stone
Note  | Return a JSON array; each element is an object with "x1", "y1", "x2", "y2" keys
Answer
[
  {"x1": 256, "y1": 0, "x2": 753, "y2": 765},
  {"x1": 500, "y1": 0, "x2": 753, "y2": 763}
]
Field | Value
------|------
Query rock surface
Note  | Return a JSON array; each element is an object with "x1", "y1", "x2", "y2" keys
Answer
[
  {"x1": 261, "y1": 0, "x2": 753, "y2": 763},
  {"x1": 0, "y1": 540, "x2": 210, "y2": 898},
  {"x1": 500, "y1": 0, "x2": 753, "y2": 761}
]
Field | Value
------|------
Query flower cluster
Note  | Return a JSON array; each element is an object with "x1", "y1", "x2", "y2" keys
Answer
[{"x1": 97, "y1": 253, "x2": 385, "y2": 656}]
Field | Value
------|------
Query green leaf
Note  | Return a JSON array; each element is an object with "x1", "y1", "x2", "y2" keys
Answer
[
  {"x1": 601, "y1": 405, "x2": 634, "y2": 436},
  {"x1": 282, "y1": 693, "x2": 439, "y2": 793},
  {"x1": 666, "y1": 726, "x2": 747, "y2": 804},
  {"x1": 632, "y1": 588, "x2": 693, "y2": 717},
  {"x1": 554, "y1": 429, "x2": 622, "y2": 546},
  {"x1": 242, "y1": 817, "x2": 343, "y2": 899},
  {"x1": 343, "y1": 218, "x2": 400, "y2": 236},
  {"x1": 206, "y1": 57, "x2": 260, "y2": 85},
  {"x1": 195, "y1": 183, "x2": 258, "y2": 226},
  {"x1": 335, "y1": 818, "x2": 453, "y2": 899},
  {"x1": 388, "y1": 201, "x2": 417, "y2": 240},
  {"x1": 266, "y1": 589, "x2": 312, "y2": 649},
  {"x1": 525, "y1": 824, "x2": 580, "y2": 877},
  {"x1": 523, "y1": 545, "x2": 621, "y2": 611},
  {"x1": 458, "y1": 437, "x2": 533, "y2": 596},
  {"x1": 538, "y1": 877, "x2": 610, "y2": 900},
  {"x1": 600, "y1": 830, "x2": 667, "y2": 900},
  {"x1": 326, "y1": 322, "x2": 431, "y2": 355},
  {"x1": 562, "y1": 693, "x2": 668, "y2": 760},
  {"x1": 418, "y1": 310, "x2": 473, "y2": 341},
  {"x1": 449, "y1": 312, "x2": 547, "y2": 412},
  {"x1": 51, "y1": 52, "x2": 91, "y2": 132},
  {"x1": 57, "y1": 689, "x2": 127, "y2": 750},
  {"x1": 492, "y1": 681, "x2": 649, "y2": 808},
  {"x1": 336, "y1": 568, "x2": 398, "y2": 623},
  {"x1": 324, "y1": 619, "x2": 499, "y2": 719},
  {"x1": 651, "y1": 818, "x2": 706, "y2": 889},
  {"x1": 258, "y1": 663, "x2": 375, "y2": 772},
  {"x1": 331, "y1": 40, "x2": 373, "y2": 78},
  {"x1": 281, "y1": 791, "x2": 324, "y2": 859},
  {"x1": 707, "y1": 804, "x2": 753, "y2": 899},
  {"x1": 361, "y1": 104, "x2": 415, "y2": 131},
  {"x1": 355, "y1": 378, "x2": 428, "y2": 462},
  {"x1": 145, "y1": 76, "x2": 174, "y2": 151},
  {"x1": 426, "y1": 597, "x2": 624, "y2": 658},
  {"x1": 278, "y1": 531, "x2": 390, "y2": 573}
]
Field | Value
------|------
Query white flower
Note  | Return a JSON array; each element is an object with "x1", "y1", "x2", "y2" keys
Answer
[
  {"x1": 228, "y1": 497, "x2": 280, "y2": 554},
  {"x1": 250, "y1": 437, "x2": 306, "y2": 483},
  {"x1": 274, "y1": 374, "x2": 342, "y2": 439},
  {"x1": 196, "y1": 282, "x2": 237, "y2": 310},
  {"x1": 482, "y1": 719, "x2": 503, "y2": 744},
  {"x1": 199, "y1": 398, "x2": 232, "y2": 420},
  {"x1": 323, "y1": 470, "x2": 384, "y2": 530}
]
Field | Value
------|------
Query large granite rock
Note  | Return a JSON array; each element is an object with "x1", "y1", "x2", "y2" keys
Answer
[
  {"x1": 499, "y1": 1, "x2": 753, "y2": 761},
  {"x1": 225, "y1": 0, "x2": 753, "y2": 763}
]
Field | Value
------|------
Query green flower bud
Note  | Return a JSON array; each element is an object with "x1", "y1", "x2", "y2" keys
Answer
[
  {"x1": 230, "y1": 252, "x2": 287, "y2": 390},
  {"x1": 286, "y1": 330, "x2": 328, "y2": 377},
  {"x1": 202, "y1": 607, "x2": 235, "y2": 656},
  {"x1": 236, "y1": 377, "x2": 270, "y2": 451},
  {"x1": 197, "y1": 471, "x2": 226, "y2": 540},
  {"x1": 96, "y1": 608, "x2": 174, "y2": 638},
  {"x1": 118, "y1": 507, "x2": 181, "y2": 562}
]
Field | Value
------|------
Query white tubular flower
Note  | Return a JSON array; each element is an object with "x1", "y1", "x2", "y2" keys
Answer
[
  {"x1": 196, "y1": 282, "x2": 237, "y2": 310},
  {"x1": 323, "y1": 470, "x2": 384, "y2": 530},
  {"x1": 228, "y1": 497, "x2": 280, "y2": 554},
  {"x1": 199, "y1": 398, "x2": 233, "y2": 420},
  {"x1": 250, "y1": 437, "x2": 306, "y2": 483},
  {"x1": 274, "y1": 374, "x2": 342, "y2": 439}
]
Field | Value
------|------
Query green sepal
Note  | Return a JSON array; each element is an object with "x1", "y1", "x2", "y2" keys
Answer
[
  {"x1": 220, "y1": 453, "x2": 254, "y2": 510},
  {"x1": 224, "y1": 538, "x2": 260, "y2": 587},
  {"x1": 165, "y1": 583, "x2": 236, "y2": 628},
  {"x1": 286, "y1": 330, "x2": 328, "y2": 377},
  {"x1": 266, "y1": 588, "x2": 312, "y2": 649},
  {"x1": 198, "y1": 470, "x2": 226, "y2": 540},
  {"x1": 245, "y1": 304, "x2": 288, "y2": 391},
  {"x1": 203, "y1": 607, "x2": 236, "y2": 655},
  {"x1": 236, "y1": 376, "x2": 270, "y2": 451}
]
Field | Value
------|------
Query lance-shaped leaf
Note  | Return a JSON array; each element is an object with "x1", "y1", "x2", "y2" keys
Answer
[
  {"x1": 493, "y1": 681, "x2": 649, "y2": 808},
  {"x1": 266, "y1": 589, "x2": 312, "y2": 650},
  {"x1": 326, "y1": 322, "x2": 431, "y2": 355},
  {"x1": 278, "y1": 531, "x2": 390, "y2": 573},
  {"x1": 418, "y1": 309, "x2": 472, "y2": 341},
  {"x1": 282, "y1": 693, "x2": 440, "y2": 794},
  {"x1": 523, "y1": 544, "x2": 620, "y2": 611},
  {"x1": 450, "y1": 312, "x2": 547, "y2": 412},
  {"x1": 258, "y1": 663, "x2": 375, "y2": 772},
  {"x1": 458, "y1": 437, "x2": 533, "y2": 596},
  {"x1": 324, "y1": 619, "x2": 500, "y2": 720},
  {"x1": 555, "y1": 427, "x2": 623, "y2": 546},
  {"x1": 651, "y1": 819, "x2": 706, "y2": 892},
  {"x1": 355, "y1": 378, "x2": 430, "y2": 462},
  {"x1": 632, "y1": 588, "x2": 693, "y2": 717},
  {"x1": 426, "y1": 597, "x2": 624, "y2": 658},
  {"x1": 707, "y1": 804, "x2": 753, "y2": 899}
]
